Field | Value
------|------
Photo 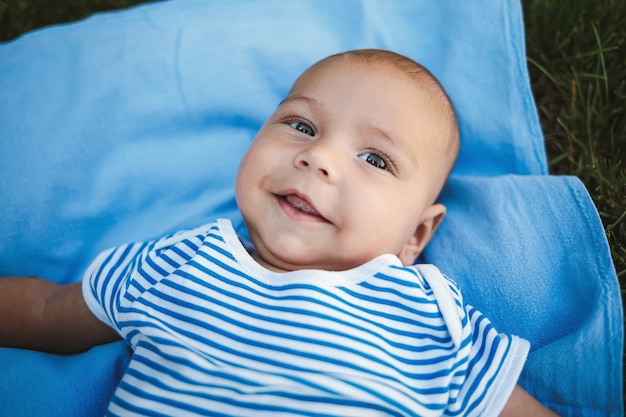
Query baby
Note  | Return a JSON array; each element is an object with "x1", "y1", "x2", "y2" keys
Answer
[{"x1": 0, "y1": 49, "x2": 557, "y2": 416}]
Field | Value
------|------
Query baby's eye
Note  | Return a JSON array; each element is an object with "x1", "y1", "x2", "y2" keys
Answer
[
  {"x1": 359, "y1": 152, "x2": 388, "y2": 170},
  {"x1": 290, "y1": 121, "x2": 314, "y2": 136}
]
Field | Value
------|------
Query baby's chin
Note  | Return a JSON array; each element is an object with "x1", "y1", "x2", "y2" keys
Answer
[{"x1": 253, "y1": 250, "x2": 375, "y2": 273}]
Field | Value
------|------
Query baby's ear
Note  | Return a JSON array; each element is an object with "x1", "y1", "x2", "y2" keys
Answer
[{"x1": 397, "y1": 204, "x2": 446, "y2": 265}]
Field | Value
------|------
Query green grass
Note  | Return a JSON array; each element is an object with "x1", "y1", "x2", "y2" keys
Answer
[
  {"x1": 0, "y1": 0, "x2": 149, "y2": 40},
  {"x1": 523, "y1": 0, "x2": 626, "y2": 283}
]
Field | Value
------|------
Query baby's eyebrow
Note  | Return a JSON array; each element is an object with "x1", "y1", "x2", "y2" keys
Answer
[{"x1": 279, "y1": 95, "x2": 321, "y2": 109}]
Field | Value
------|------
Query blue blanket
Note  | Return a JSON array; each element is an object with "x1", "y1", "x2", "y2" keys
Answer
[{"x1": 0, "y1": 0, "x2": 622, "y2": 415}]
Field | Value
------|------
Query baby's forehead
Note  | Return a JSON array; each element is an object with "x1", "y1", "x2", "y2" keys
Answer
[
  {"x1": 300, "y1": 57, "x2": 444, "y2": 106},
  {"x1": 293, "y1": 56, "x2": 454, "y2": 132},
  {"x1": 300, "y1": 55, "x2": 423, "y2": 84}
]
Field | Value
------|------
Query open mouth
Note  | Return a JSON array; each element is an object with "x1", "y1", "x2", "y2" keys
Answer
[{"x1": 276, "y1": 192, "x2": 328, "y2": 223}]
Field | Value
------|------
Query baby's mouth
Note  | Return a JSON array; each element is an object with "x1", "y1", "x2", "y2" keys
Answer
[
  {"x1": 276, "y1": 192, "x2": 328, "y2": 222},
  {"x1": 285, "y1": 194, "x2": 319, "y2": 216}
]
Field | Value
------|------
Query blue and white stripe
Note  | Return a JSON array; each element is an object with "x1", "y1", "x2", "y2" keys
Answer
[{"x1": 83, "y1": 219, "x2": 529, "y2": 416}]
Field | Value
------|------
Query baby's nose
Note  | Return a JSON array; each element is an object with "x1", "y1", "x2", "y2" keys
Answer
[{"x1": 295, "y1": 142, "x2": 340, "y2": 183}]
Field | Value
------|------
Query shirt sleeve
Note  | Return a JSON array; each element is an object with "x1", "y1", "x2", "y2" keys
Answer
[
  {"x1": 446, "y1": 300, "x2": 530, "y2": 417},
  {"x1": 81, "y1": 222, "x2": 215, "y2": 335},
  {"x1": 416, "y1": 264, "x2": 530, "y2": 416}
]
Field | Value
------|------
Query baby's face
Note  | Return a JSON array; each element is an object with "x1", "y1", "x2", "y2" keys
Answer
[{"x1": 236, "y1": 59, "x2": 448, "y2": 272}]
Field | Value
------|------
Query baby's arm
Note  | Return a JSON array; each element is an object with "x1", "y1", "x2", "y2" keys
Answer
[
  {"x1": 0, "y1": 276, "x2": 119, "y2": 353},
  {"x1": 501, "y1": 385, "x2": 559, "y2": 416}
]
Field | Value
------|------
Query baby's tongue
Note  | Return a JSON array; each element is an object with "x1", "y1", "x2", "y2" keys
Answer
[{"x1": 286, "y1": 195, "x2": 318, "y2": 216}]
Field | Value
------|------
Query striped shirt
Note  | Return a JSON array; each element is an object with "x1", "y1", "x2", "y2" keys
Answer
[{"x1": 83, "y1": 218, "x2": 529, "y2": 417}]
